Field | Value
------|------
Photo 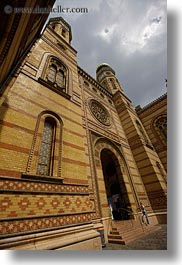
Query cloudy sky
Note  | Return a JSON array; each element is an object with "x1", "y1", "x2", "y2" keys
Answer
[{"x1": 47, "y1": 0, "x2": 167, "y2": 107}]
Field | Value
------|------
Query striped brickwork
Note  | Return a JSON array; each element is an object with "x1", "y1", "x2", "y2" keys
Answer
[
  {"x1": 0, "y1": 24, "x2": 95, "y2": 238},
  {"x1": 0, "y1": 17, "x2": 167, "y2": 247},
  {"x1": 113, "y1": 91, "x2": 167, "y2": 212},
  {"x1": 136, "y1": 94, "x2": 167, "y2": 171}
]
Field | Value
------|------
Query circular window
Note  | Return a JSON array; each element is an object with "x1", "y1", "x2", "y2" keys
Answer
[{"x1": 89, "y1": 99, "x2": 111, "y2": 126}]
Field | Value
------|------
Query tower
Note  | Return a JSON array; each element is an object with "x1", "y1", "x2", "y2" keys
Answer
[
  {"x1": 47, "y1": 17, "x2": 72, "y2": 44},
  {"x1": 96, "y1": 63, "x2": 167, "y2": 221},
  {"x1": 96, "y1": 63, "x2": 123, "y2": 94}
]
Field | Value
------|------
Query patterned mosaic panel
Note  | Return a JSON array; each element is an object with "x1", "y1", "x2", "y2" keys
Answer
[
  {"x1": 0, "y1": 194, "x2": 94, "y2": 219},
  {"x1": 0, "y1": 212, "x2": 97, "y2": 236},
  {"x1": 0, "y1": 176, "x2": 98, "y2": 237},
  {"x1": 0, "y1": 178, "x2": 89, "y2": 194}
]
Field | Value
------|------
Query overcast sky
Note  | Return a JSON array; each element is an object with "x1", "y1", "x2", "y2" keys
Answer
[{"x1": 48, "y1": 0, "x2": 167, "y2": 107}]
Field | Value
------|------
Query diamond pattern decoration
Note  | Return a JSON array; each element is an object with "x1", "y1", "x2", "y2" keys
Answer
[
  {"x1": 0, "y1": 197, "x2": 12, "y2": 211},
  {"x1": 63, "y1": 197, "x2": 72, "y2": 207},
  {"x1": 36, "y1": 197, "x2": 46, "y2": 210},
  {"x1": 0, "y1": 179, "x2": 89, "y2": 194},
  {"x1": 0, "y1": 176, "x2": 96, "y2": 238},
  {"x1": 18, "y1": 198, "x2": 31, "y2": 211},
  {"x1": 75, "y1": 198, "x2": 82, "y2": 207},
  {"x1": 51, "y1": 198, "x2": 60, "y2": 209},
  {"x1": 0, "y1": 193, "x2": 94, "y2": 221},
  {"x1": 0, "y1": 212, "x2": 97, "y2": 236}
]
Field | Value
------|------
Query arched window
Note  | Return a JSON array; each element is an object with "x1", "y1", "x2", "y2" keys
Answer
[
  {"x1": 37, "y1": 118, "x2": 56, "y2": 176},
  {"x1": 136, "y1": 120, "x2": 149, "y2": 144},
  {"x1": 39, "y1": 54, "x2": 73, "y2": 99},
  {"x1": 25, "y1": 111, "x2": 63, "y2": 179},
  {"x1": 46, "y1": 58, "x2": 67, "y2": 90},
  {"x1": 47, "y1": 64, "x2": 57, "y2": 83},
  {"x1": 110, "y1": 78, "x2": 117, "y2": 90},
  {"x1": 156, "y1": 116, "x2": 167, "y2": 141}
]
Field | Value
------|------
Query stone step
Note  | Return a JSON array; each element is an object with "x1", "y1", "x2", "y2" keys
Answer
[
  {"x1": 109, "y1": 230, "x2": 119, "y2": 235},
  {"x1": 114, "y1": 224, "x2": 142, "y2": 232},
  {"x1": 108, "y1": 238, "x2": 125, "y2": 245},
  {"x1": 108, "y1": 233, "x2": 123, "y2": 240},
  {"x1": 112, "y1": 220, "x2": 142, "y2": 230},
  {"x1": 108, "y1": 220, "x2": 161, "y2": 245},
  {"x1": 123, "y1": 226, "x2": 161, "y2": 244}
]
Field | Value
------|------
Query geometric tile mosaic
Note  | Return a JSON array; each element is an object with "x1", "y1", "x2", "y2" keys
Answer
[
  {"x1": 0, "y1": 194, "x2": 94, "y2": 219},
  {"x1": 0, "y1": 212, "x2": 97, "y2": 236},
  {"x1": 0, "y1": 178, "x2": 100, "y2": 237},
  {"x1": 0, "y1": 178, "x2": 89, "y2": 194}
]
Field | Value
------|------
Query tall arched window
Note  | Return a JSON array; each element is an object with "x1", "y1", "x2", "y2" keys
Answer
[
  {"x1": 37, "y1": 118, "x2": 56, "y2": 176},
  {"x1": 25, "y1": 111, "x2": 63, "y2": 180}
]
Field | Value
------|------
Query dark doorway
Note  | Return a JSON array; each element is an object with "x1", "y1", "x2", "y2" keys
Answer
[{"x1": 100, "y1": 149, "x2": 130, "y2": 220}]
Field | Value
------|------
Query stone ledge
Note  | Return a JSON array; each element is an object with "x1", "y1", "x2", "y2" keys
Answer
[{"x1": 0, "y1": 223, "x2": 101, "y2": 250}]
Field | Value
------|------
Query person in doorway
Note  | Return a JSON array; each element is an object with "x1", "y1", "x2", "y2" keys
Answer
[
  {"x1": 112, "y1": 193, "x2": 121, "y2": 220},
  {"x1": 112, "y1": 194, "x2": 120, "y2": 212},
  {"x1": 138, "y1": 201, "x2": 150, "y2": 225},
  {"x1": 107, "y1": 197, "x2": 114, "y2": 220}
]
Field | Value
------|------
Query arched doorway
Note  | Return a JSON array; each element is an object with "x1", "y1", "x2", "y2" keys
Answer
[{"x1": 100, "y1": 149, "x2": 130, "y2": 220}]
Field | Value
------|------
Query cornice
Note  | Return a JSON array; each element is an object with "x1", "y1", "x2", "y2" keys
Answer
[
  {"x1": 136, "y1": 93, "x2": 167, "y2": 114},
  {"x1": 78, "y1": 66, "x2": 113, "y2": 98}
]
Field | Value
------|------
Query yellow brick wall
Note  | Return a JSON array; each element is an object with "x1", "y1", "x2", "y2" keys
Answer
[
  {"x1": 137, "y1": 95, "x2": 167, "y2": 171},
  {"x1": 0, "y1": 18, "x2": 167, "y2": 239}
]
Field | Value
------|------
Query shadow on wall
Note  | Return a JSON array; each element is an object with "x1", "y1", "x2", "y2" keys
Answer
[{"x1": 0, "y1": 95, "x2": 8, "y2": 139}]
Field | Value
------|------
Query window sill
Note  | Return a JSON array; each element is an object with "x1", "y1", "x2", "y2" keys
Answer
[
  {"x1": 21, "y1": 173, "x2": 64, "y2": 184},
  {"x1": 38, "y1": 77, "x2": 71, "y2": 100}
]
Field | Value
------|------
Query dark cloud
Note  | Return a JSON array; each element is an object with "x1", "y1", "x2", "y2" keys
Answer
[{"x1": 48, "y1": 0, "x2": 167, "y2": 107}]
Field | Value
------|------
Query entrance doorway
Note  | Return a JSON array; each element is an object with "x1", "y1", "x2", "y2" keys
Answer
[{"x1": 100, "y1": 149, "x2": 130, "y2": 220}]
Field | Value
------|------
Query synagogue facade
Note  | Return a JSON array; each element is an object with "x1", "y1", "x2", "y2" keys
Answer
[{"x1": 0, "y1": 17, "x2": 167, "y2": 250}]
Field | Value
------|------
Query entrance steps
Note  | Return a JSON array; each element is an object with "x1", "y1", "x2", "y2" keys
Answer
[{"x1": 108, "y1": 219, "x2": 161, "y2": 245}]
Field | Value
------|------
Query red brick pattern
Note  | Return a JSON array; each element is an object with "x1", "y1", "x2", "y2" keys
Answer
[
  {"x1": 0, "y1": 212, "x2": 96, "y2": 236},
  {"x1": 0, "y1": 194, "x2": 94, "y2": 219},
  {"x1": 0, "y1": 177, "x2": 88, "y2": 193},
  {"x1": 0, "y1": 176, "x2": 97, "y2": 237}
]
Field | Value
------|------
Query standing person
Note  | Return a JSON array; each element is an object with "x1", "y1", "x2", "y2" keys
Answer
[{"x1": 139, "y1": 201, "x2": 150, "y2": 225}]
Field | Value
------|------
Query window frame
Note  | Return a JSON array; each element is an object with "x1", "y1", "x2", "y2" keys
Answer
[
  {"x1": 22, "y1": 111, "x2": 63, "y2": 183},
  {"x1": 38, "y1": 56, "x2": 71, "y2": 100}
]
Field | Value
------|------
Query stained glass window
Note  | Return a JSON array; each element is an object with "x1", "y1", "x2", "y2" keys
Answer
[{"x1": 37, "y1": 119, "x2": 55, "y2": 176}]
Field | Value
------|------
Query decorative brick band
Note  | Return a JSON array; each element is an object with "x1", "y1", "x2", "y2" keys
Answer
[
  {"x1": 0, "y1": 176, "x2": 89, "y2": 194},
  {"x1": 0, "y1": 212, "x2": 96, "y2": 237}
]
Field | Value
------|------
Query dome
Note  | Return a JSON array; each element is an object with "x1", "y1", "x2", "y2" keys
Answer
[{"x1": 96, "y1": 63, "x2": 115, "y2": 74}]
